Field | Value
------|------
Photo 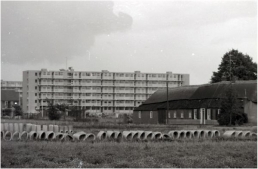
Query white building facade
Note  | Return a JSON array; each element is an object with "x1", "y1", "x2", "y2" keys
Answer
[{"x1": 22, "y1": 68, "x2": 190, "y2": 114}]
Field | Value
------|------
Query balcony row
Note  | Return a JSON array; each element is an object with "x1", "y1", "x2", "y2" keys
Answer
[
  {"x1": 39, "y1": 89, "x2": 156, "y2": 94},
  {"x1": 39, "y1": 75, "x2": 183, "y2": 81}
]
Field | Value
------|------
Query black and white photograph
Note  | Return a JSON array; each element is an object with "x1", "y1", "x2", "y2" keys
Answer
[{"x1": 1, "y1": 0, "x2": 257, "y2": 168}]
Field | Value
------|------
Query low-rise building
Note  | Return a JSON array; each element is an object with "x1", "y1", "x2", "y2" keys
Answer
[{"x1": 133, "y1": 80, "x2": 257, "y2": 125}]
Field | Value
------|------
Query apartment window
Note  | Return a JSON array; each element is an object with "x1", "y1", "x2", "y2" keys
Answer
[
  {"x1": 35, "y1": 93, "x2": 37, "y2": 96},
  {"x1": 35, "y1": 73, "x2": 37, "y2": 76},
  {"x1": 35, "y1": 100, "x2": 37, "y2": 103},
  {"x1": 194, "y1": 109, "x2": 197, "y2": 119},
  {"x1": 168, "y1": 112, "x2": 171, "y2": 118},
  {"x1": 138, "y1": 111, "x2": 141, "y2": 118},
  {"x1": 35, "y1": 80, "x2": 37, "y2": 83},
  {"x1": 189, "y1": 112, "x2": 192, "y2": 118},
  {"x1": 150, "y1": 111, "x2": 153, "y2": 118},
  {"x1": 174, "y1": 111, "x2": 177, "y2": 118},
  {"x1": 35, "y1": 86, "x2": 37, "y2": 90}
]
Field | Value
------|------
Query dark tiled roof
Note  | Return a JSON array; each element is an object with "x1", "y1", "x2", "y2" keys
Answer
[
  {"x1": 135, "y1": 80, "x2": 257, "y2": 111},
  {"x1": 143, "y1": 85, "x2": 200, "y2": 104},
  {"x1": 1, "y1": 90, "x2": 19, "y2": 101}
]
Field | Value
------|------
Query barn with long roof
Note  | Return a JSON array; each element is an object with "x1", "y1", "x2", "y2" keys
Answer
[{"x1": 133, "y1": 80, "x2": 257, "y2": 125}]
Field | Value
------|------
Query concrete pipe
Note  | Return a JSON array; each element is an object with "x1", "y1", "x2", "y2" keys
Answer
[
  {"x1": 143, "y1": 131, "x2": 153, "y2": 141},
  {"x1": 37, "y1": 131, "x2": 46, "y2": 140},
  {"x1": 62, "y1": 133, "x2": 74, "y2": 141},
  {"x1": 45, "y1": 131, "x2": 56, "y2": 140},
  {"x1": 197, "y1": 130, "x2": 205, "y2": 138},
  {"x1": 222, "y1": 131, "x2": 236, "y2": 138},
  {"x1": 19, "y1": 123, "x2": 24, "y2": 133},
  {"x1": 182, "y1": 131, "x2": 192, "y2": 139},
  {"x1": 204, "y1": 130, "x2": 213, "y2": 138},
  {"x1": 42, "y1": 125, "x2": 48, "y2": 132},
  {"x1": 114, "y1": 131, "x2": 122, "y2": 141},
  {"x1": 190, "y1": 130, "x2": 199, "y2": 138},
  {"x1": 9, "y1": 123, "x2": 14, "y2": 133},
  {"x1": 137, "y1": 131, "x2": 145, "y2": 140},
  {"x1": 177, "y1": 131, "x2": 186, "y2": 139},
  {"x1": 36, "y1": 125, "x2": 41, "y2": 132},
  {"x1": 1, "y1": 131, "x2": 4, "y2": 139},
  {"x1": 48, "y1": 125, "x2": 54, "y2": 131},
  {"x1": 106, "y1": 131, "x2": 116, "y2": 140},
  {"x1": 64, "y1": 126, "x2": 69, "y2": 133},
  {"x1": 151, "y1": 132, "x2": 162, "y2": 140},
  {"x1": 14, "y1": 123, "x2": 19, "y2": 132},
  {"x1": 162, "y1": 133, "x2": 171, "y2": 140},
  {"x1": 19, "y1": 131, "x2": 28, "y2": 141},
  {"x1": 131, "y1": 131, "x2": 139, "y2": 141},
  {"x1": 53, "y1": 125, "x2": 59, "y2": 133},
  {"x1": 28, "y1": 131, "x2": 38, "y2": 140},
  {"x1": 211, "y1": 130, "x2": 220, "y2": 137},
  {"x1": 26, "y1": 123, "x2": 33, "y2": 132},
  {"x1": 31, "y1": 124, "x2": 37, "y2": 132},
  {"x1": 4, "y1": 131, "x2": 12, "y2": 141},
  {"x1": 168, "y1": 131, "x2": 176, "y2": 139},
  {"x1": 242, "y1": 131, "x2": 251, "y2": 137},
  {"x1": 55, "y1": 132, "x2": 65, "y2": 141},
  {"x1": 68, "y1": 125, "x2": 73, "y2": 133},
  {"x1": 73, "y1": 132, "x2": 87, "y2": 141},
  {"x1": 84, "y1": 133, "x2": 96, "y2": 141},
  {"x1": 12, "y1": 131, "x2": 20, "y2": 141},
  {"x1": 122, "y1": 131, "x2": 133, "y2": 140},
  {"x1": 251, "y1": 132, "x2": 257, "y2": 137},
  {"x1": 234, "y1": 131, "x2": 243, "y2": 137},
  {"x1": 59, "y1": 126, "x2": 64, "y2": 133},
  {"x1": 97, "y1": 131, "x2": 107, "y2": 140},
  {"x1": 4, "y1": 123, "x2": 9, "y2": 131}
]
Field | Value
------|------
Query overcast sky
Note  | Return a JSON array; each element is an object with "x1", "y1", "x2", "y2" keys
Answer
[{"x1": 1, "y1": 0, "x2": 257, "y2": 85}]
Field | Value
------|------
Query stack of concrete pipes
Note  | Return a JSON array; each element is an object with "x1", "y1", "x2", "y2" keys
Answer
[
  {"x1": 0, "y1": 123, "x2": 81, "y2": 141},
  {"x1": 1, "y1": 123, "x2": 256, "y2": 142},
  {"x1": 222, "y1": 130, "x2": 257, "y2": 138},
  {"x1": 96, "y1": 130, "x2": 221, "y2": 141}
]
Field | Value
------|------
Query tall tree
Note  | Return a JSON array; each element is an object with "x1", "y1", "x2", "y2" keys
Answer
[
  {"x1": 217, "y1": 86, "x2": 247, "y2": 126},
  {"x1": 211, "y1": 49, "x2": 257, "y2": 83}
]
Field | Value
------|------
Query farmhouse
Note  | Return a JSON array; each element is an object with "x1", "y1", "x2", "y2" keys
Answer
[{"x1": 133, "y1": 80, "x2": 257, "y2": 125}]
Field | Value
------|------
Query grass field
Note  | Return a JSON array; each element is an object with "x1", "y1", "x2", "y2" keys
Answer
[{"x1": 1, "y1": 139, "x2": 257, "y2": 168}]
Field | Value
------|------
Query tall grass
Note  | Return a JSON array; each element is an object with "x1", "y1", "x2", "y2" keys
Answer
[{"x1": 1, "y1": 139, "x2": 256, "y2": 168}]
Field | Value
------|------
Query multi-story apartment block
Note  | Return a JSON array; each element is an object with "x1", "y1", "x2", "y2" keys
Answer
[{"x1": 22, "y1": 68, "x2": 190, "y2": 114}]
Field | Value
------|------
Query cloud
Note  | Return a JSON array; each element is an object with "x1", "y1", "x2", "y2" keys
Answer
[{"x1": 1, "y1": 1, "x2": 133, "y2": 64}]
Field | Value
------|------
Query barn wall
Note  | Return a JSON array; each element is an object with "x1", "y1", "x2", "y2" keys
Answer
[
  {"x1": 244, "y1": 101, "x2": 257, "y2": 124},
  {"x1": 133, "y1": 110, "x2": 158, "y2": 124},
  {"x1": 168, "y1": 119, "x2": 218, "y2": 125}
]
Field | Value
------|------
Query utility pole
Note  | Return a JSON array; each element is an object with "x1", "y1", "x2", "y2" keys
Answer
[
  {"x1": 166, "y1": 78, "x2": 169, "y2": 125},
  {"x1": 229, "y1": 54, "x2": 232, "y2": 126}
]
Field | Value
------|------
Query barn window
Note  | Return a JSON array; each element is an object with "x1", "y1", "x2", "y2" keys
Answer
[
  {"x1": 194, "y1": 109, "x2": 197, "y2": 119},
  {"x1": 150, "y1": 111, "x2": 153, "y2": 118},
  {"x1": 218, "y1": 109, "x2": 221, "y2": 115},
  {"x1": 181, "y1": 112, "x2": 184, "y2": 118},
  {"x1": 168, "y1": 111, "x2": 171, "y2": 118},
  {"x1": 207, "y1": 109, "x2": 211, "y2": 120},
  {"x1": 138, "y1": 111, "x2": 141, "y2": 118},
  {"x1": 173, "y1": 111, "x2": 177, "y2": 118},
  {"x1": 189, "y1": 112, "x2": 192, "y2": 118}
]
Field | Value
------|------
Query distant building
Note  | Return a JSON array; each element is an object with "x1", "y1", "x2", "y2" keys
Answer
[
  {"x1": 22, "y1": 68, "x2": 190, "y2": 114},
  {"x1": 133, "y1": 80, "x2": 257, "y2": 125},
  {"x1": 1, "y1": 80, "x2": 22, "y2": 107},
  {"x1": 1, "y1": 90, "x2": 20, "y2": 109}
]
